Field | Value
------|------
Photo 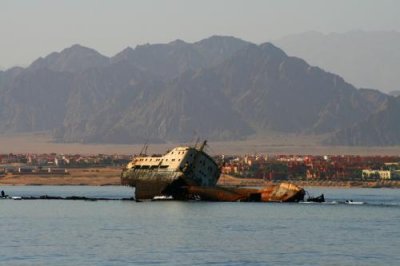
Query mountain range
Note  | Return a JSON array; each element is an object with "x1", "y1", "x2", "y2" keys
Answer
[
  {"x1": 0, "y1": 35, "x2": 399, "y2": 146},
  {"x1": 325, "y1": 95, "x2": 400, "y2": 146}
]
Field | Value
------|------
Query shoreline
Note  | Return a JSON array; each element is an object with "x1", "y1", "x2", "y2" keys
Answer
[
  {"x1": 217, "y1": 175, "x2": 400, "y2": 189},
  {"x1": 0, "y1": 167, "x2": 121, "y2": 186},
  {"x1": 1, "y1": 171, "x2": 400, "y2": 188}
]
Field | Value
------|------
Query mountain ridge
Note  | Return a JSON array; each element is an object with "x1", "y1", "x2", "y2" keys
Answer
[
  {"x1": 29, "y1": 44, "x2": 110, "y2": 73},
  {"x1": 0, "y1": 35, "x2": 398, "y2": 146},
  {"x1": 326, "y1": 96, "x2": 400, "y2": 146},
  {"x1": 275, "y1": 30, "x2": 400, "y2": 93}
]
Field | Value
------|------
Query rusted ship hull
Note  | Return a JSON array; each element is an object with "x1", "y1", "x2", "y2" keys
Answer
[
  {"x1": 122, "y1": 168, "x2": 305, "y2": 202},
  {"x1": 121, "y1": 142, "x2": 305, "y2": 202},
  {"x1": 186, "y1": 183, "x2": 305, "y2": 202}
]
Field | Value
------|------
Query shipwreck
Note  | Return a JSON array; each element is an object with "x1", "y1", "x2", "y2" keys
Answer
[{"x1": 121, "y1": 141, "x2": 305, "y2": 202}]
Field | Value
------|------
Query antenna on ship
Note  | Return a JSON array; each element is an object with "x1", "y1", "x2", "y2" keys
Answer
[
  {"x1": 199, "y1": 140, "x2": 207, "y2": 152},
  {"x1": 139, "y1": 140, "x2": 149, "y2": 156}
]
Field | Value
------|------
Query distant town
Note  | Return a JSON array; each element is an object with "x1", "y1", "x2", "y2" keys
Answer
[
  {"x1": 219, "y1": 154, "x2": 400, "y2": 181},
  {"x1": 0, "y1": 153, "x2": 131, "y2": 176},
  {"x1": 1, "y1": 152, "x2": 400, "y2": 182}
]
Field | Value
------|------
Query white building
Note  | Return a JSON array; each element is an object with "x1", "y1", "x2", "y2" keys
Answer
[{"x1": 362, "y1": 170, "x2": 391, "y2": 180}]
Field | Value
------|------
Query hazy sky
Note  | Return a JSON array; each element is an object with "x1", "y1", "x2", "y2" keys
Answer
[{"x1": 1, "y1": 0, "x2": 399, "y2": 68}]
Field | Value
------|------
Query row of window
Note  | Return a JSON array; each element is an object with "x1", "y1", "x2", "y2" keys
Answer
[
  {"x1": 134, "y1": 165, "x2": 169, "y2": 169},
  {"x1": 171, "y1": 151, "x2": 185, "y2": 155},
  {"x1": 139, "y1": 158, "x2": 162, "y2": 162},
  {"x1": 138, "y1": 157, "x2": 183, "y2": 162}
]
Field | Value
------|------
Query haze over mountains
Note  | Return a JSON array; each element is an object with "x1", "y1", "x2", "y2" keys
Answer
[
  {"x1": 0, "y1": 34, "x2": 399, "y2": 146},
  {"x1": 275, "y1": 30, "x2": 400, "y2": 93},
  {"x1": 389, "y1": 90, "x2": 400, "y2": 97}
]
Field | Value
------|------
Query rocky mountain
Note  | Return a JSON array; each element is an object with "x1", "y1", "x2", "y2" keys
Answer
[
  {"x1": 111, "y1": 35, "x2": 250, "y2": 79},
  {"x1": 275, "y1": 31, "x2": 400, "y2": 93},
  {"x1": 56, "y1": 62, "x2": 167, "y2": 143},
  {"x1": 356, "y1": 88, "x2": 391, "y2": 115},
  {"x1": 58, "y1": 42, "x2": 381, "y2": 143},
  {"x1": 213, "y1": 43, "x2": 375, "y2": 134},
  {"x1": 0, "y1": 67, "x2": 24, "y2": 89},
  {"x1": 389, "y1": 90, "x2": 400, "y2": 97},
  {"x1": 326, "y1": 96, "x2": 400, "y2": 146},
  {"x1": 0, "y1": 36, "x2": 398, "y2": 145},
  {"x1": 0, "y1": 68, "x2": 73, "y2": 132},
  {"x1": 29, "y1": 44, "x2": 110, "y2": 73}
]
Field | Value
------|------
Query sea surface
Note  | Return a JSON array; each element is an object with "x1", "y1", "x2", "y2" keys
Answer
[{"x1": 1, "y1": 186, "x2": 399, "y2": 266}]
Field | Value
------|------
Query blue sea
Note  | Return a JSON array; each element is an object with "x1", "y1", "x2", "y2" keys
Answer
[{"x1": 1, "y1": 186, "x2": 399, "y2": 265}]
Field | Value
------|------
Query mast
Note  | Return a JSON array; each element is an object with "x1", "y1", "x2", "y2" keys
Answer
[
  {"x1": 139, "y1": 142, "x2": 149, "y2": 156},
  {"x1": 199, "y1": 140, "x2": 207, "y2": 152}
]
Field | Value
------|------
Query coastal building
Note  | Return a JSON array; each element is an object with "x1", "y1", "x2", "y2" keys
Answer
[
  {"x1": 48, "y1": 168, "x2": 68, "y2": 174},
  {"x1": 362, "y1": 170, "x2": 391, "y2": 180}
]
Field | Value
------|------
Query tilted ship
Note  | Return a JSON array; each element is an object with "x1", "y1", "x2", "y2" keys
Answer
[
  {"x1": 121, "y1": 141, "x2": 305, "y2": 202},
  {"x1": 121, "y1": 141, "x2": 220, "y2": 200}
]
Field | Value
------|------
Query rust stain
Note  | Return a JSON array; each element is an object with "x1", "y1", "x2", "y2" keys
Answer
[{"x1": 186, "y1": 182, "x2": 305, "y2": 202}]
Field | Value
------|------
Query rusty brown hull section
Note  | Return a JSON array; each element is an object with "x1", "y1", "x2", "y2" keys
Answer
[{"x1": 186, "y1": 183, "x2": 305, "y2": 202}]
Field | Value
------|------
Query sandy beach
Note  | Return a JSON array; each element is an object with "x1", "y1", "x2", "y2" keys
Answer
[{"x1": 0, "y1": 167, "x2": 122, "y2": 186}]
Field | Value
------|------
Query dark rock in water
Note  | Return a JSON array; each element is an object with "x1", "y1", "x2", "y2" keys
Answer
[
  {"x1": 15, "y1": 195, "x2": 134, "y2": 201},
  {"x1": 307, "y1": 193, "x2": 325, "y2": 203}
]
